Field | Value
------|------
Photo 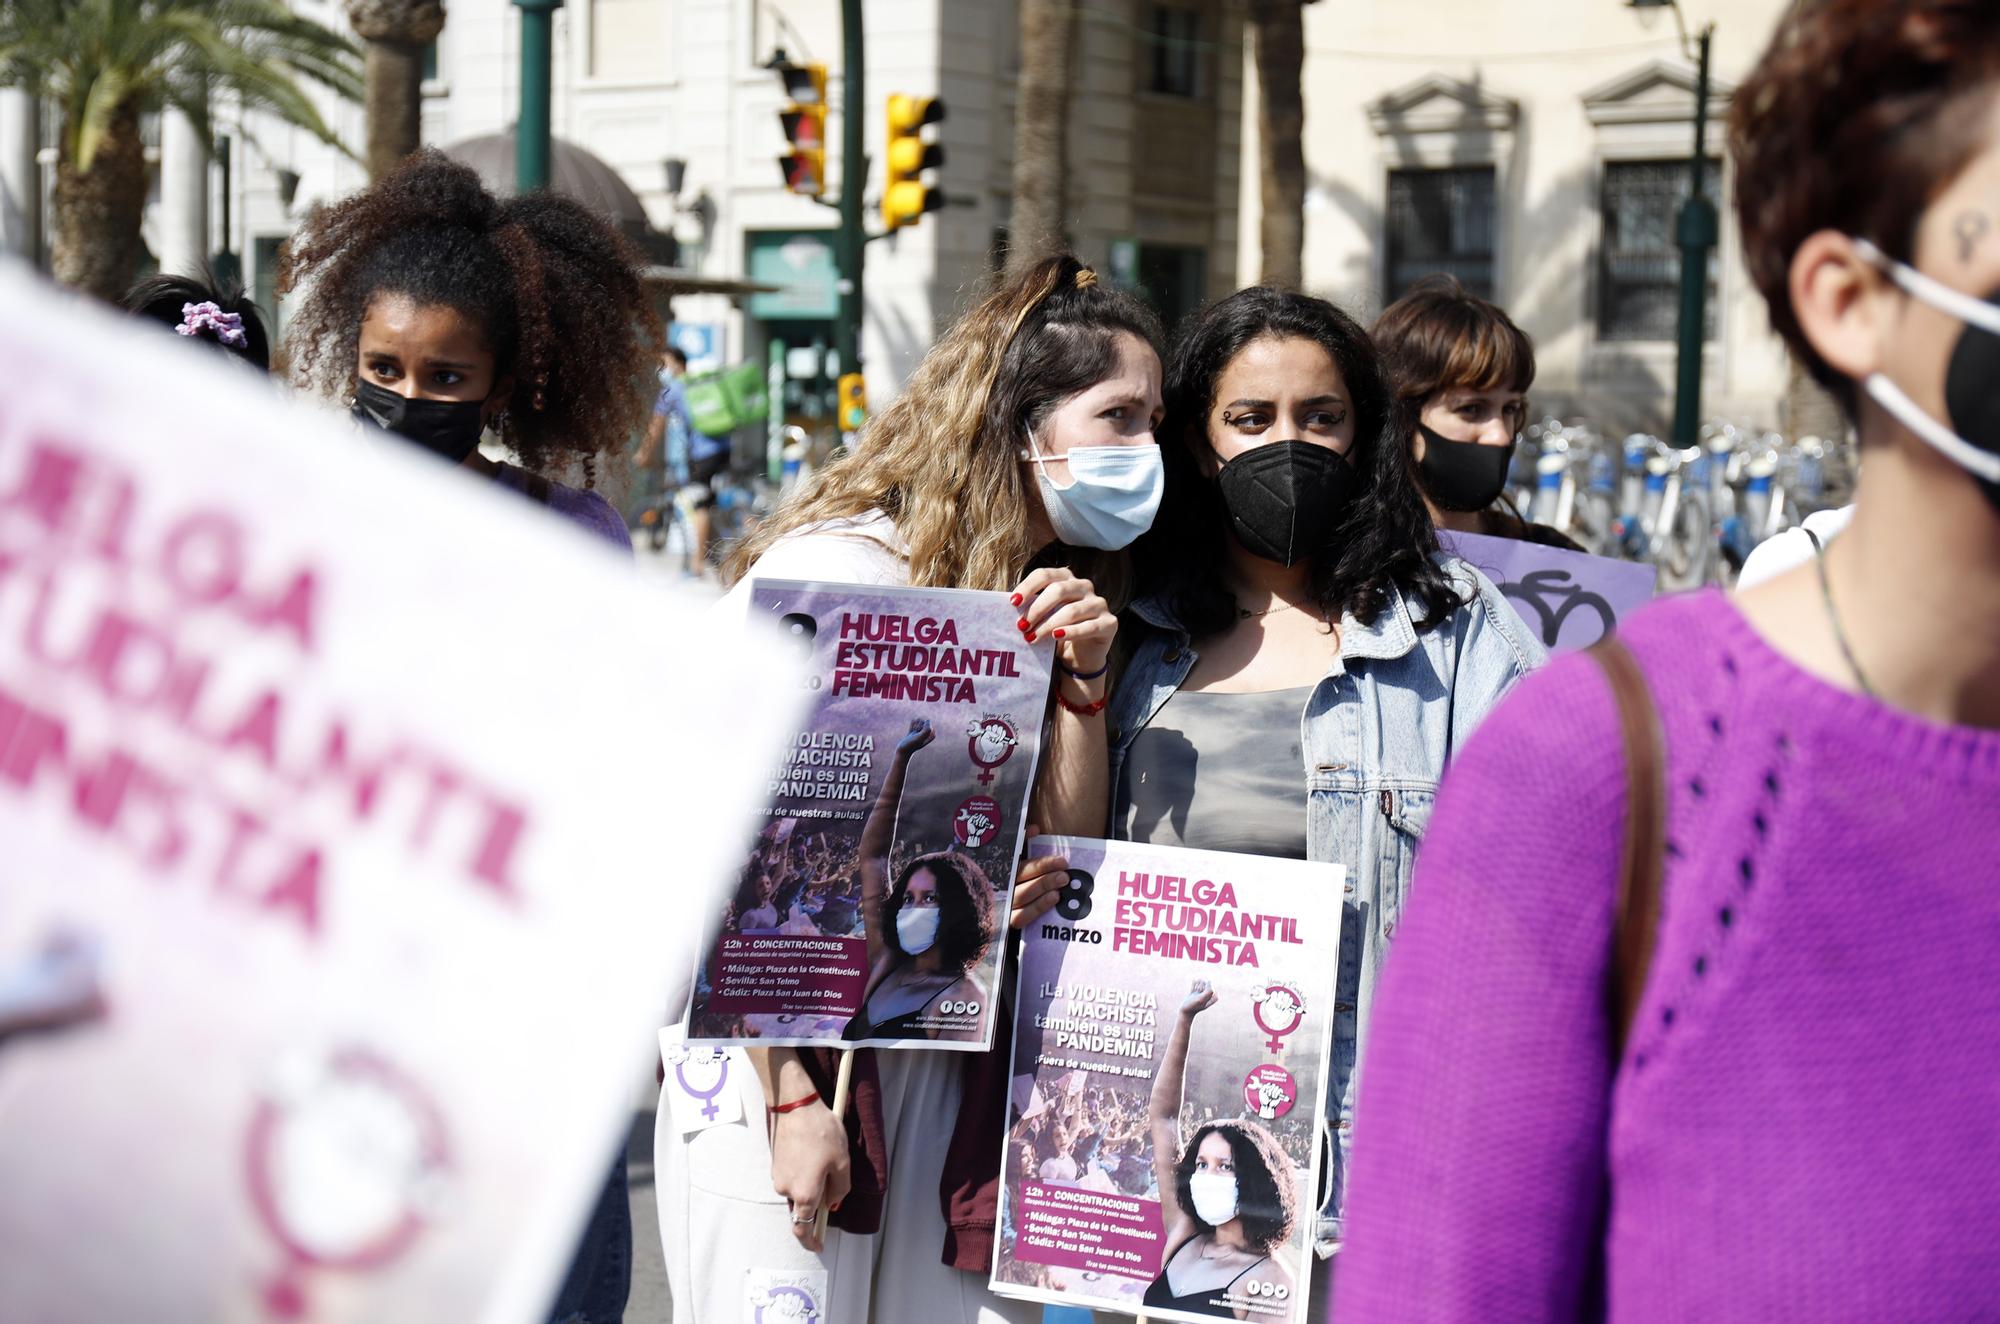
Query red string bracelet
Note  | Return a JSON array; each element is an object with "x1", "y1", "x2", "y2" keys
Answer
[
  {"x1": 767, "y1": 1092, "x2": 823, "y2": 1115},
  {"x1": 1056, "y1": 691, "x2": 1108, "y2": 717}
]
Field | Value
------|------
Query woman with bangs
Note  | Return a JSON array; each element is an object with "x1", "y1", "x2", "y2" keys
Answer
[
  {"x1": 659, "y1": 255, "x2": 1167, "y2": 1323},
  {"x1": 1372, "y1": 274, "x2": 1581, "y2": 550}
]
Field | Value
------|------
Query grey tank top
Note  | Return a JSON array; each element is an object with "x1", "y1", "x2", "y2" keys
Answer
[{"x1": 1118, "y1": 686, "x2": 1310, "y2": 860}]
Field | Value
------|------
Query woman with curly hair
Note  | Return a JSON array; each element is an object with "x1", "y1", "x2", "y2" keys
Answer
[
  {"x1": 841, "y1": 719, "x2": 997, "y2": 1043},
  {"x1": 1093, "y1": 287, "x2": 1543, "y2": 1306},
  {"x1": 277, "y1": 148, "x2": 658, "y2": 546},
  {"x1": 1144, "y1": 979, "x2": 1298, "y2": 1318},
  {"x1": 276, "y1": 148, "x2": 659, "y2": 1324},
  {"x1": 1339, "y1": 3, "x2": 2000, "y2": 1318},
  {"x1": 660, "y1": 253, "x2": 1164, "y2": 1324}
]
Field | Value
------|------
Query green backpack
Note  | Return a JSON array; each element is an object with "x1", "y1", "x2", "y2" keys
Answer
[{"x1": 682, "y1": 361, "x2": 769, "y2": 435}]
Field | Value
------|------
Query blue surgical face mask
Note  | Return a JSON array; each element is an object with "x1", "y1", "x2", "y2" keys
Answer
[{"x1": 1021, "y1": 428, "x2": 1165, "y2": 550}]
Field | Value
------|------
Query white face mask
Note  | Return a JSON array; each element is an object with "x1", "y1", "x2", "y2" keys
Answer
[
  {"x1": 1853, "y1": 237, "x2": 2000, "y2": 492},
  {"x1": 895, "y1": 904, "x2": 941, "y2": 955},
  {"x1": 1022, "y1": 428, "x2": 1165, "y2": 550},
  {"x1": 1188, "y1": 1170, "x2": 1239, "y2": 1226}
]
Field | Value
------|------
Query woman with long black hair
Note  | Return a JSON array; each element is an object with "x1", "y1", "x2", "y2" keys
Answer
[{"x1": 1099, "y1": 287, "x2": 1543, "y2": 1309}]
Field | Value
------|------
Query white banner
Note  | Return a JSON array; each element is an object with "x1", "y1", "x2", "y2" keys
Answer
[{"x1": 0, "y1": 263, "x2": 800, "y2": 1323}]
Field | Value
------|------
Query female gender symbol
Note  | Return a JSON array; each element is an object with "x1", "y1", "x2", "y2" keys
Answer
[
  {"x1": 1250, "y1": 983, "x2": 1307, "y2": 1052},
  {"x1": 675, "y1": 1051, "x2": 731, "y2": 1121},
  {"x1": 245, "y1": 1047, "x2": 453, "y2": 1321},
  {"x1": 965, "y1": 717, "x2": 1019, "y2": 785}
]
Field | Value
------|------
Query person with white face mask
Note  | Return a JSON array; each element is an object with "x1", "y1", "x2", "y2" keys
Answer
[
  {"x1": 1338, "y1": 4, "x2": 2000, "y2": 1318},
  {"x1": 841, "y1": 718, "x2": 996, "y2": 1044},
  {"x1": 1141, "y1": 980, "x2": 1300, "y2": 1318},
  {"x1": 659, "y1": 255, "x2": 1165, "y2": 1324}
]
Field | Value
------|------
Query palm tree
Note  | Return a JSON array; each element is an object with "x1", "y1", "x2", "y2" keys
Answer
[
  {"x1": 344, "y1": 0, "x2": 444, "y2": 182},
  {"x1": 1006, "y1": 0, "x2": 1075, "y2": 277},
  {"x1": 0, "y1": 0, "x2": 360, "y2": 302},
  {"x1": 1248, "y1": 0, "x2": 1318, "y2": 289}
]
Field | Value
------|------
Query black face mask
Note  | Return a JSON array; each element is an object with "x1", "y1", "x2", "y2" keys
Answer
[
  {"x1": 1214, "y1": 441, "x2": 1359, "y2": 567},
  {"x1": 1941, "y1": 314, "x2": 2000, "y2": 512},
  {"x1": 1415, "y1": 423, "x2": 1515, "y2": 513},
  {"x1": 351, "y1": 379, "x2": 488, "y2": 463}
]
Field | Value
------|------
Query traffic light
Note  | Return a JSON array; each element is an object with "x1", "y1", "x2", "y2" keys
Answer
[
  {"x1": 838, "y1": 373, "x2": 868, "y2": 432},
  {"x1": 883, "y1": 94, "x2": 946, "y2": 231},
  {"x1": 775, "y1": 61, "x2": 827, "y2": 198}
]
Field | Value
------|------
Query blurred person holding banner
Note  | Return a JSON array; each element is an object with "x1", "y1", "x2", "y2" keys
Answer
[
  {"x1": 658, "y1": 255, "x2": 1167, "y2": 1323},
  {"x1": 1340, "y1": 3, "x2": 2000, "y2": 1319},
  {"x1": 1071, "y1": 286, "x2": 1542, "y2": 1315},
  {"x1": 275, "y1": 148, "x2": 661, "y2": 1324}
]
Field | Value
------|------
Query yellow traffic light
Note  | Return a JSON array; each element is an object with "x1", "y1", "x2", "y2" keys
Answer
[
  {"x1": 838, "y1": 373, "x2": 868, "y2": 432},
  {"x1": 883, "y1": 93, "x2": 946, "y2": 231},
  {"x1": 776, "y1": 62, "x2": 828, "y2": 198}
]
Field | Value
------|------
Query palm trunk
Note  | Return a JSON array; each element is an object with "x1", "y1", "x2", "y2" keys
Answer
[
  {"x1": 363, "y1": 38, "x2": 426, "y2": 180},
  {"x1": 345, "y1": 1, "x2": 445, "y2": 182},
  {"x1": 1250, "y1": 0, "x2": 1307, "y2": 290},
  {"x1": 1007, "y1": 0, "x2": 1075, "y2": 276},
  {"x1": 50, "y1": 101, "x2": 150, "y2": 302}
]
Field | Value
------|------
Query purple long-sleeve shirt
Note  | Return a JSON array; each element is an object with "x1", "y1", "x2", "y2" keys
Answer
[{"x1": 1338, "y1": 590, "x2": 2000, "y2": 1321}]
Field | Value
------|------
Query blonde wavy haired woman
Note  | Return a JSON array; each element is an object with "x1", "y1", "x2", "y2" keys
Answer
[{"x1": 659, "y1": 253, "x2": 1165, "y2": 1323}]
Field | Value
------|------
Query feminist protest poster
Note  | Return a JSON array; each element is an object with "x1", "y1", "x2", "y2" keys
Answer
[
  {"x1": 0, "y1": 266, "x2": 800, "y2": 1322},
  {"x1": 1441, "y1": 529, "x2": 1658, "y2": 654},
  {"x1": 991, "y1": 837, "x2": 1341, "y2": 1323},
  {"x1": 685, "y1": 580, "x2": 1054, "y2": 1052}
]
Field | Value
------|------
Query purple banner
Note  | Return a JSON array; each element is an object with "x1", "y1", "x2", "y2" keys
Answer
[
  {"x1": 990, "y1": 838, "x2": 1341, "y2": 1324},
  {"x1": 687, "y1": 580, "x2": 1055, "y2": 1053},
  {"x1": 1440, "y1": 529, "x2": 1658, "y2": 654}
]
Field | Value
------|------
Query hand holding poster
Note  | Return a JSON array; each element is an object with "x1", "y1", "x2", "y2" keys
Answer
[
  {"x1": 991, "y1": 837, "x2": 1341, "y2": 1323},
  {"x1": 686, "y1": 580, "x2": 1055, "y2": 1051},
  {"x1": 1440, "y1": 529, "x2": 1658, "y2": 653},
  {"x1": 0, "y1": 266, "x2": 800, "y2": 1322}
]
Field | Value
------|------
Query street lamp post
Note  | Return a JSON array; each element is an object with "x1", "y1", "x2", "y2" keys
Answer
[
  {"x1": 514, "y1": 0, "x2": 564, "y2": 193},
  {"x1": 837, "y1": 0, "x2": 865, "y2": 380},
  {"x1": 1632, "y1": 0, "x2": 1717, "y2": 449}
]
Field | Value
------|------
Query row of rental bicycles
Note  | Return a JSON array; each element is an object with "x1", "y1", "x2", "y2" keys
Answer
[{"x1": 1506, "y1": 419, "x2": 1844, "y2": 590}]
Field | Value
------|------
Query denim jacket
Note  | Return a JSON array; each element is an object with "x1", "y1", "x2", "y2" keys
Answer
[{"x1": 1105, "y1": 558, "x2": 1545, "y2": 1256}]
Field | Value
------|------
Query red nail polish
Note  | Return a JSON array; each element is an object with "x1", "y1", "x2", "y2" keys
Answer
[
  {"x1": 1025, "y1": 631, "x2": 1038, "y2": 642},
  {"x1": 1017, "y1": 617, "x2": 1030, "y2": 631},
  {"x1": 1053, "y1": 628, "x2": 1066, "y2": 639},
  {"x1": 1010, "y1": 594, "x2": 1023, "y2": 606}
]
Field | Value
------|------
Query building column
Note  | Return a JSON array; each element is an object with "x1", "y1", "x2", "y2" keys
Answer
[
  {"x1": 156, "y1": 106, "x2": 210, "y2": 276},
  {"x1": 0, "y1": 88, "x2": 39, "y2": 262}
]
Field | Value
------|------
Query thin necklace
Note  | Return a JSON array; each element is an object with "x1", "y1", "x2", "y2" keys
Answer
[
  {"x1": 1813, "y1": 535, "x2": 1877, "y2": 697},
  {"x1": 1237, "y1": 599, "x2": 1320, "y2": 620}
]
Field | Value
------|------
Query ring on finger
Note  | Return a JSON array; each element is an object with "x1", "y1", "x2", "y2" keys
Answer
[{"x1": 790, "y1": 1210, "x2": 817, "y2": 1226}]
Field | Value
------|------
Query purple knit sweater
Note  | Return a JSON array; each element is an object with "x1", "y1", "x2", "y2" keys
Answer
[{"x1": 1338, "y1": 589, "x2": 2000, "y2": 1321}]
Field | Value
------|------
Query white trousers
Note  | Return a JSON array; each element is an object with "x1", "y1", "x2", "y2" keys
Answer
[{"x1": 657, "y1": 1049, "x2": 1040, "y2": 1324}]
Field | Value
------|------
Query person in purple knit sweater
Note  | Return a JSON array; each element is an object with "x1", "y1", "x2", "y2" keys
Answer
[
  {"x1": 277, "y1": 150, "x2": 656, "y2": 1323},
  {"x1": 1339, "y1": 3, "x2": 2000, "y2": 1320}
]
